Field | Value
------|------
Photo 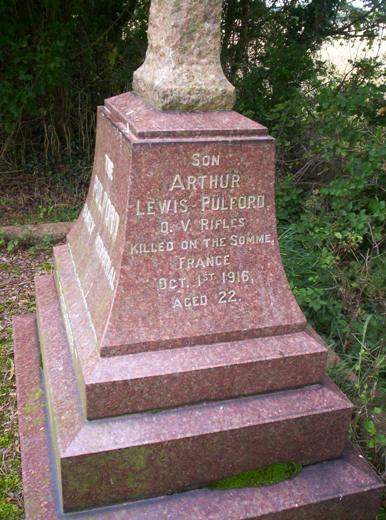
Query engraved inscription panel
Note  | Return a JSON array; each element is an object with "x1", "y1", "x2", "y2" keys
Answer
[
  {"x1": 101, "y1": 138, "x2": 304, "y2": 351},
  {"x1": 67, "y1": 111, "x2": 131, "y2": 341},
  {"x1": 67, "y1": 108, "x2": 305, "y2": 354},
  {"x1": 129, "y1": 148, "x2": 271, "y2": 312}
]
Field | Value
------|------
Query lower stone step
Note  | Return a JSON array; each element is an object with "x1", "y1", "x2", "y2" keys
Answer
[
  {"x1": 33, "y1": 275, "x2": 353, "y2": 512},
  {"x1": 14, "y1": 315, "x2": 384, "y2": 519}
]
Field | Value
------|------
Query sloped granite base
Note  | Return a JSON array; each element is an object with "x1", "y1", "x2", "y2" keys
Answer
[
  {"x1": 14, "y1": 314, "x2": 384, "y2": 519},
  {"x1": 35, "y1": 274, "x2": 354, "y2": 511},
  {"x1": 54, "y1": 243, "x2": 327, "y2": 418}
]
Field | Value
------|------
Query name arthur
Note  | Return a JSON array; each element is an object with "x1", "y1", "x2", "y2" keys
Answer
[{"x1": 135, "y1": 172, "x2": 265, "y2": 216}]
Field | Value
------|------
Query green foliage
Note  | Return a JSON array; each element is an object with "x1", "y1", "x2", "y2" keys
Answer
[
  {"x1": 276, "y1": 59, "x2": 385, "y2": 342},
  {"x1": 5, "y1": 238, "x2": 20, "y2": 253},
  {"x1": 208, "y1": 462, "x2": 302, "y2": 490},
  {"x1": 0, "y1": 500, "x2": 22, "y2": 520},
  {"x1": 0, "y1": 0, "x2": 150, "y2": 163},
  {"x1": 0, "y1": 233, "x2": 58, "y2": 254},
  {"x1": 273, "y1": 59, "x2": 386, "y2": 471},
  {"x1": 378, "y1": 507, "x2": 386, "y2": 520},
  {"x1": 329, "y1": 314, "x2": 385, "y2": 466},
  {"x1": 224, "y1": 0, "x2": 385, "y2": 127},
  {"x1": 1, "y1": 0, "x2": 384, "y2": 166}
]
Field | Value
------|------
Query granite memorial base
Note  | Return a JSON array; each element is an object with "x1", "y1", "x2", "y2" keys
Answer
[
  {"x1": 37, "y1": 274, "x2": 352, "y2": 511},
  {"x1": 14, "y1": 314, "x2": 384, "y2": 519},
  {"x1": 13, "y1": 92, "x2": 384, "y2": 518}
]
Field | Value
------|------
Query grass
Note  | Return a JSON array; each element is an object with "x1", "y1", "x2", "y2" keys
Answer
[
  {"x1": 0, "y1": 332, "x2": 23, "y2": 520},
  {"x1": 0, "y1": 201, "x2": 81, "y2": 226},
  {"x1": 0, "y1": 237, "x2": 55, "y2": 519},
  {"x1": 0, "y1": 161, "x2": 87, "y2": 227}
]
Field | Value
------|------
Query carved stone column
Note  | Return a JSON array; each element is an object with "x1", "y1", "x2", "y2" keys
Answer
[{"x1": 133, "y1": 0, "x2": 235, "y2": 111}]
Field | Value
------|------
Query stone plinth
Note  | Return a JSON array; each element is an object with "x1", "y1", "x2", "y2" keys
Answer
[
  {"x1": 14, "y1": 314, "x2": 384, "y2": 519},
  {"x1": 54, "y1": 243, "x2": 326, "y2": 418},
  {"x1": 36, "y1": 273, "x2": 352, "y2": 511},
  {"x1": 62, "y1": 92, "x2": 306, "y2": 360},
  {"x1": 51, "y1": 91, "x2": 325, "y2": 421}
]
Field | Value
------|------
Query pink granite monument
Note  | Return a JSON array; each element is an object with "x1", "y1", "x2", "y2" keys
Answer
[{"x1": 13, "y1": 0, "x2": 384, "y2": 518}]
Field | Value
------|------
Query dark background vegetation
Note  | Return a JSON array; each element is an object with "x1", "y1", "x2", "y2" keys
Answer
[{"x1": 0, "y1": 0, "x2": 385, "y2": 517}]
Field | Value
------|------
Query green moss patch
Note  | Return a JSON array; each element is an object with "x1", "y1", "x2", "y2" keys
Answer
[{"x1": 208, "y1": 462, "x2": 302, "y2": 490}]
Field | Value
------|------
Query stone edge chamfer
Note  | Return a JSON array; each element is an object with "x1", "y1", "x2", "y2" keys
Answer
[{"x1": 104, "y1": 92, "x2": 266, "y2": 140}]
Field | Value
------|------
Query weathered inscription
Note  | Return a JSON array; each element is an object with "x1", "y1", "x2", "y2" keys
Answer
[
  {"x1": 178, "y1": 255, "x2": 230, "y2": 269},
  {"x1": 134, "y1": 194, "x2": 265, "y2": 215},
  {"x1": 105, "y1": 154, "x2": 114, "y2": 180},
  {"x1": 172, "y1": 294, "x2": 208, "y2": 310},
  {"x1": 192, "y1": 153, "x2": 220, "y2": 167},
  {"x1": 95, "y1": 233, "x2": 116, "y2": 290},
  {"x1": 169, "y1": 172, "x2": 239, "y2": 190},
  {"x1": 82, "y1": 203, "x2": 95, "y2": 235},
  {"x1": 129, "y1": 241, "x2": 174, "y2": 255},
  {"x1": 82, "y1": 161, "x2": 120, "y2": 290},
  {"x1": 136, "y1": 199, "x2": 188, "y2": 216},
  {"x1": 93, "y1": 175, "x2": 120, "y2": 241},
  {"x1": 201, "y1": 218, "x2": 245, "y2": 231}
]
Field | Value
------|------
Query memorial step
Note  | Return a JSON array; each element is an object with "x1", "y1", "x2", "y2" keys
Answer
[
  {"x1": 14, "y1": 314, "x2": 384, "y2": 519},
  {"x1": 35, "y1": 274, "x2": 352, "y2": 512},
  {"x1": 54, "y1": 244, "x2": 327, "y2": 418}
]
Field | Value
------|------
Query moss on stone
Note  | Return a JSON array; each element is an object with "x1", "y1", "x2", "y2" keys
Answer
[
  {"x1": 127, "y1": 446, "x2": 148, "y2": 471},
  {"x1": 208, "y1": 462, "x2": 302, "y2": 490}
]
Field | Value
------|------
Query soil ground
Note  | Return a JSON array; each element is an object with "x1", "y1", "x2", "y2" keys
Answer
[{"x1": 0, "y1": 240, "x2": 59, "y2": 519}]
